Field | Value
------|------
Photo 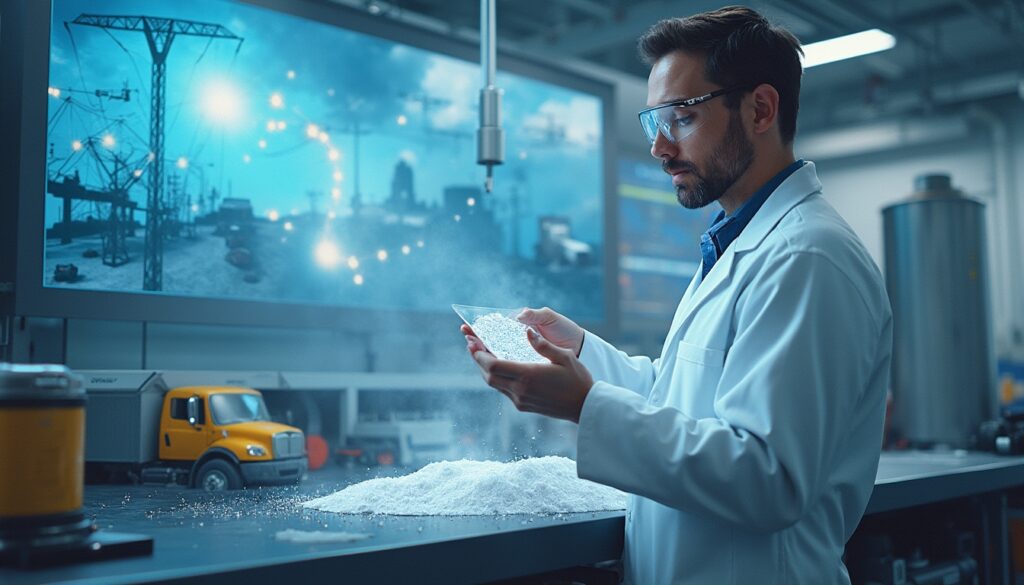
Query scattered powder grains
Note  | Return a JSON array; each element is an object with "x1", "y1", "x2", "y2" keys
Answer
[
  {"x1": 274, "y1": 529, "x2": 372, "y2": 544},
  {"x1": 302, "y1": 457, "x2": 627, "y2": 516},
  {"x1": 471, "y1": 312, "x2": 547, "y2": 363}
]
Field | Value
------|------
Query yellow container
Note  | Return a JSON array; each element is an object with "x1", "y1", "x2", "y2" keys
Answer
[{"x1": 0, "y1": 364, "x2": 86, "y2": 527}]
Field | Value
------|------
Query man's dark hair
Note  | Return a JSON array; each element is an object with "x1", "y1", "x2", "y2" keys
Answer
[{"x1": 638, "y1": 6, "x2": 803, "y2": 144}]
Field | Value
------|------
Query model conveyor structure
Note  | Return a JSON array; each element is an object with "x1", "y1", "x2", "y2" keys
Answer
[{"x1": 69, "y1": 14, "x2": 242, "y2": 291}]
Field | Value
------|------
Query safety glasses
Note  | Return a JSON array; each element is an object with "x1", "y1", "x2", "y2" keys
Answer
[{"x1": 638, "y1": 85, "x2": 749, "y2": 145}]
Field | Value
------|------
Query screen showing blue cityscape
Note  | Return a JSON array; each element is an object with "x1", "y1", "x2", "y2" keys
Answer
[{"x1": 43, "y1": 0, "x2": 605, "y2": 322}]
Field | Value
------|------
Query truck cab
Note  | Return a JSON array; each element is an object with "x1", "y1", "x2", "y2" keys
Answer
[{"x1": 160, "y1": 386, "x2": 307, "y2": 491}]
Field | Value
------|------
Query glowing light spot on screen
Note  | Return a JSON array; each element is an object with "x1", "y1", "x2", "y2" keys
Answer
[
  {"x1": 286, "y1": 70, "x2": 296, "y2": 80},
  {"x1": 257, "y1": 139, "x2": 267, "y2": 149},
  {"x1": 242, "y1": 154, "x2": 252, "y2": 164},
  {"x1": 306, "y1": 124, "x2": 320, "y2": 139},
  {"x1": 518, "y1": 151, "x2": 528, "y2": 160},
  {"x1": 466, "y1": 197, "x2": 476, "y2": 207},
  {"x1": 353, "y1": 274, "x2": 364, "y2": 286},
  {"x1": 48, "y1": 87, "x2": 61, "y2": 98},
  {"x1": 453, "y1": 214, "x2": 461, "y2": 222},
  {"x1": 191, "y1": 204, "x2": 200, "y2": 213},
  {"x1": 283, "y1": 221, "x2": 294, "y2": 232},
  {"x1": 328, "y1": 149, "x2": 340, "y2": 161},
  {"x1": 318, "y1": 132, "x2": 330, "y2": 143},
  {"x1": 327, "y1": 210, "x2": 336, "y2": 219},
  {"x1": 376, "y1": 249, "x2": 388, "y2": 262},
  {"x1": 315, "y1": 239, "x2": 342, "y2": 269},
  {"x1": 71, "y1": 140, "x2": 83, "y2": 152},
  {"x1": 331, "y1": 187, "x2": 342, "y2": 200},
  {"x1": 176, "y1": 157, "x2": 188, "y2": 170},
  {"x1": 269, "y1": 92, "x2": 285, "y2": 109},
  {"x1": 147, "y1": 152, "x2": 155, "y2": 162},
  {"x1": 327, "y1": 88, "x2": 335, "y2": 97},
  {"x1": 416, "y1": 240, "x2": 424, "y2": 248},
  {"x1": 333, "y1": 170, "x2": 343, "y2": 182},
  {"x1": 133, "y1": 169, "x2": 143, "y2": 178},
  {"x1": 401, "y1": 244, "x2": 411, "y2": 255},
  {"x1": 276, "y1": 120, "x2": 287, "y2": 131},
  {"x1": 201, "y1": 80, "x2": 243, "y2": 125},
  {"x1": 396, "y1": 114, "x2": 407, "y2": 126},
  {"x1": 101, "y1": 134, "x2": 116, "y2": 149},
  {"x1": 266, "y1": 119, "x2": 277, "y2": 132},
  {"x1": 267, "y1": 210, "x2": 280, "y2": 222},
  {"x1": 347, "y1": 256, "x2": 359, "y2": 269}
]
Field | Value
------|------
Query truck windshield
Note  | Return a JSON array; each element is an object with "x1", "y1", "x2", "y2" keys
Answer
[{"x1": 209, "y1": 393, "x2": 271, "y2": 425}]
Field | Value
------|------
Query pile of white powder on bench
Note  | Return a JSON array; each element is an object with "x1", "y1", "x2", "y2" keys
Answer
[
  {"x1": 470, "y1": 312, "x2": 547, "y2": 363},
  {"x1": 302, "y1": 456, "x2": 627, "y2": 516}
]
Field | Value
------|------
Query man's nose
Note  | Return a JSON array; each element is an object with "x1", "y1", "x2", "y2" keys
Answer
[{"x1": 650, "y1": 129, "x2": 678, "y2": 161}]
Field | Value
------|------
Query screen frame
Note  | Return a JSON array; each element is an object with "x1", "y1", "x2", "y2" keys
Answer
[{"x1": 12, "y1": 0, "x2": 619, "y2": 337}]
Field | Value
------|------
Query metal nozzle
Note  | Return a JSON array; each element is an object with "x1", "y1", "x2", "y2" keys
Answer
[
  {"x1": 477, "y1": 0, "x2": 503, "y2": 193},
  {"x1": 477, "y1": 86, "x2": 504, "y2": 193}
]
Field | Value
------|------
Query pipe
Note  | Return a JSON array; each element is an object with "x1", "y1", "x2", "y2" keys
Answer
[
  {"x1": 969, "y1": 106, "x2": 1021, "y2": 352},
  {"x1": 477, "y1": 0, "x2": 504, "y2": 193}
]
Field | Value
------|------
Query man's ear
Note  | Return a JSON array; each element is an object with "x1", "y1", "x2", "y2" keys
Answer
[{"x1": 748, "y1": 83, "x2": 780, "y2": 137}]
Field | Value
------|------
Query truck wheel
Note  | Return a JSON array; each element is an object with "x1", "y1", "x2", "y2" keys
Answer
[{"x1": 195, "y1": 459, "x2": 242, "y2": 491}]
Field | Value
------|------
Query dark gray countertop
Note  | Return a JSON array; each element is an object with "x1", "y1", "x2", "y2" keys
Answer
[
  {"x1": 0, "y1": 466, "x2": 623, "y2": 585},
  {"x1": 869, "y1": 450, "x2": 1024, "y2": 514},
  {"x1": 3, "y1": 451, "x2": 1023, "y2": 584}
]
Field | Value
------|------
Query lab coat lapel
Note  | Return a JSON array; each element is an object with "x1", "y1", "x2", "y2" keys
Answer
[
  {"x1": 666, "y1": 162, "x2": 823, "y2": 339},
  {"x1": 663, "y1": 268, "x2": 704, "y2": 343}
]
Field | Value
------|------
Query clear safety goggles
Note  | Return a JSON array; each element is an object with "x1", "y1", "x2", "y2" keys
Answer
[{"x1": 638, "y1": 85, "x2": 748, "y2": 145}]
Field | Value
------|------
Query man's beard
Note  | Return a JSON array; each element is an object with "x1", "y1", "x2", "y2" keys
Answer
[{"x1": 664, "y1": 111, "x2": 754, "y2": 210}]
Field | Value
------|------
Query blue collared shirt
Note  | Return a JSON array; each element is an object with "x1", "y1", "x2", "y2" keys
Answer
[{"x1": 700, "y1": 159, "x2": 805, "y2": 279}]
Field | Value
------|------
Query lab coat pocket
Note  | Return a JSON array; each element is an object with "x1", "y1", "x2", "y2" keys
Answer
[
  {"x1": 677, "y1": 340, "x2": 726, "y2": 369},
  {"x1": 668, "y1": 341, "x2": 726, "y2": 415}
]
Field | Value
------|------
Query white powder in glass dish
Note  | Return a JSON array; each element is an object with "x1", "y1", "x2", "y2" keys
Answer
[
  {"x1": 302, "y1": 456, "x2": 627, "y2": 516},
  {"x1": 274, "y1": 529, "x2": 372, "y2": 544},
  {"x1": 471, "y1": 312, "x2": 546, "y2": 363}
]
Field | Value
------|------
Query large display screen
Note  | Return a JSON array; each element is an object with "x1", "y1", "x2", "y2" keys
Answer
[
  {"x1": 617, "y1": 157, "x2": 715, "y2": 323},
  {"x1": 42, "y1": 0, "x2": 606, "y2": 322}
]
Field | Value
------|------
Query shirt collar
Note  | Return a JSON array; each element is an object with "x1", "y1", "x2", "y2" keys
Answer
[{"x1": 699, "y1": 159, "x2": 804, "y2": 279}]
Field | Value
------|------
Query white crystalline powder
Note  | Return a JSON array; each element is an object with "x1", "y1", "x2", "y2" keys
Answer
[
  {"x1": 274, "y1": 529, "x2": 372, "y2": 544},
  {"x1": 302, "y1": 456, "x2": 627, "y2": 516},
  {"x1": 471, "y1": 312, "x2": 546, "y2": 363}
]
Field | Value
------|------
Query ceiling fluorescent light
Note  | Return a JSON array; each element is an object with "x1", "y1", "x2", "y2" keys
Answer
[{"x1": 802, "y1": 29, "x2": 896, "y2": 68}]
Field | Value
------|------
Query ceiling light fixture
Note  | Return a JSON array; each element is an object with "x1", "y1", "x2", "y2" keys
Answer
[{"x1": 802, "y1": 29, "x2": 896, "y2": 68}]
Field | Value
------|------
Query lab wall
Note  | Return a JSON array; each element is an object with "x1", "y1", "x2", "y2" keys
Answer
[{"x1": 810, "y1": 100, "x2": 1024, "y2": 358}]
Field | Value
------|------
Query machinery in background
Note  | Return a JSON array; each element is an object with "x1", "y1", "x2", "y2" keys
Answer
[
  {"x1": 536, "y1": 215, "x2": 593, "y2": 268},
  {"x1": 883, "y1": 173, "x2": 995, "y2": 448},
  {"x1": 847, "y1": 525, "x2": 979, "y2": 585},
  {"x1": 83, "y1": 372, "x2": 307, "y2": 490},
  {"x1": 340, "y1": 413, "x2": 455, "y2": 467}
]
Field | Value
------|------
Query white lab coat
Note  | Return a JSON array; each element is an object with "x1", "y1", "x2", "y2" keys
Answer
[{"x1": 576, "y1": 162, "x2": 892, "y2": 585}]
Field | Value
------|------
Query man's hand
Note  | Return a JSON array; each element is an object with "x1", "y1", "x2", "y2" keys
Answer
[
  {"x1": 462, "y1": 326, "x2": 593, "y2": 423},
  {"x1": 516, "y1": 307, "x2": 585, "y2": 357}
]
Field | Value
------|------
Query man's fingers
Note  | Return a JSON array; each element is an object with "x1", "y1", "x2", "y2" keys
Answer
[
  {"x1": 465, "y1": 335, "x2": 488, "y2": 355},
  {"x1": 526, "y1": 328, "x2": 569, "y2": 365},
  {"x1": 517, "y1": 306, "x2": 554, "y2": 325}
]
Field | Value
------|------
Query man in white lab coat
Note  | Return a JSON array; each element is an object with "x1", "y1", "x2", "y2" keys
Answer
[{"x1": 463, "y1": 6, "x2": 892, "y2": 584}]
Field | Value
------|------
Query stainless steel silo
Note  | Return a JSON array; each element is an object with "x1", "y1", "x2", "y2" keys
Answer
[{"x1": 883, "y1": 173, "x2": 995, "y2": 448}]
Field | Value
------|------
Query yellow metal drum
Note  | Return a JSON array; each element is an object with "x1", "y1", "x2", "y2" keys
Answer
[{"x1": 0, "y1": 364, "x2": 85, "y2": 522}]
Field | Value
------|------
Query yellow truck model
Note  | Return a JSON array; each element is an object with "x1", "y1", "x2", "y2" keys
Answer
[{"x1": 85, "y1": 378, "x2": 307, "y2": 491}]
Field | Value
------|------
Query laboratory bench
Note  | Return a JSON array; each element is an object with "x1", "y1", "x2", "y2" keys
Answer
[{"x1": 2, "y1": 451, "x2": 1023, "y2": 585}]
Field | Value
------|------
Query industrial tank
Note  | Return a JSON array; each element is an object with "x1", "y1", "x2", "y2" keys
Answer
[{"x1": 883, "y1": 174, "x2": 995, "y2": 448}]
